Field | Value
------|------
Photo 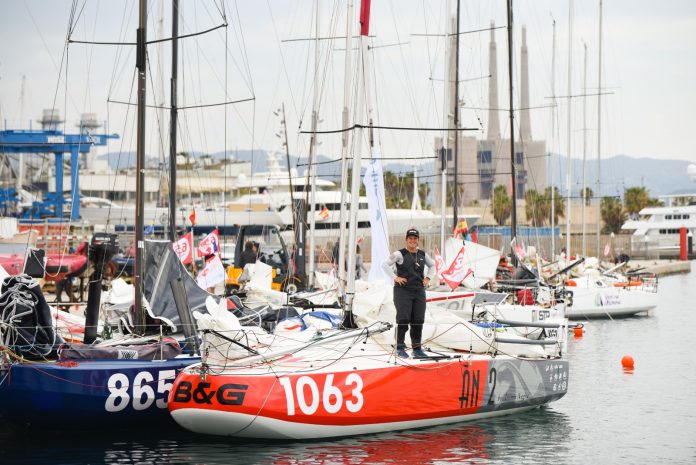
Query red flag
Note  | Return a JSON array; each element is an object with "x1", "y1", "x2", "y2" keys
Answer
[
  {"x1": 189, "y1": 209, "x2": 196, "y2": 225},
  {"x1": 360, "y1": 0, "x2": 371, "y2": 36},
  {"x1": 441, "y1": 246, "x2": 473, "y2": 290},
  {"x1": 319, "y1": 206, "x2": 330, "y2": 220},
  {"x1": 197, "y1": 228, "x2": 220, "y2": 257},
  {"x1": 453, "y1": 219, "x2": 468, "y2": 239},
  {"x1": 173, "y1": 231, "x2": 193, "y2": 265},
  {"x1": 511, "y1": 238, "x2": 526, "y2": 260},
  {"x1": 470, "y1": 229, "x2": 478, "y2": 243}
]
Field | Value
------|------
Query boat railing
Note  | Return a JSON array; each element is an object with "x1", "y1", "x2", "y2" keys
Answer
[
  {"x1": 615, "y1": 273, "x2": 659, "y2": 293},
  {"x1": 470, "y1": 299, "x2": 566, "y2": 358}
]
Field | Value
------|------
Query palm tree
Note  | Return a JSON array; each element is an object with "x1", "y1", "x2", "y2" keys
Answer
[
  {"x1": 524, "y1": 189, "x2": 548, "y2": 226},
  {"x1": 601, "y1": 196, "x2": 626, "y2": 234},
  {"x1": 492, "y1": 185, "x2": 511, "y2": 226},
  {"x1": 380, "y1": 170, "x2": 430, "y2": 209},
  {"x1": 544, "y1": 186, "x2": 565, "y2": 225},
  {"x1": 624, "y1": 186, "x2": 650, "y2": 219}
]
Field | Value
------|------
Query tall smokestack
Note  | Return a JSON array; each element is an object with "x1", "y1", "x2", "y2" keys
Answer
[
  {"x1": 519, "y1": 26, "x2": 532, "y2": 141},
  {"x1": 487, "y1": 22, "x2": 500, "y2": 140}
]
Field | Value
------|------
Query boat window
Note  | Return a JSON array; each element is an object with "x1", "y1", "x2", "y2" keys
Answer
[
  {"x1": 244, "y1": 226, "x2": 282, "y2": 247},
  {"x1": 685, "y1": 214, "x2": 690, "y2": 219},
  {"x1": 666, "y1": 215, "x2": 672, "y2": 220}
]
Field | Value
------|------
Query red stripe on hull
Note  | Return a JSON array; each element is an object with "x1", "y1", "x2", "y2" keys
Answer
[{"x1": 426, "y1": 293, "x2": 475, "y2": 303}]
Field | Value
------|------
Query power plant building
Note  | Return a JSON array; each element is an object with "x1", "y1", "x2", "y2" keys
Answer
[{"x1": 435, "y1": 24, "x2": 547, "y2": 210}]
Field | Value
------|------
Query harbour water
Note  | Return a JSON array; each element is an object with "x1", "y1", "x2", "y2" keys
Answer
[{"x1": 1, "y1": 266, "x2": 695, "y2": 465}]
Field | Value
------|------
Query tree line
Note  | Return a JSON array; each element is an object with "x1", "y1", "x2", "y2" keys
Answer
[
  {"x1": 492, "y1": 185, "x2": 662, "y2": 233},
  {"x1": 344, "y1": 168, "x2": 662, "y2": 235}
]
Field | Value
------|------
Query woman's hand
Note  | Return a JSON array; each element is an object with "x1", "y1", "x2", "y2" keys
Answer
[{"x1": 395, "y1": 277, "x2": 407, "y2": 286}]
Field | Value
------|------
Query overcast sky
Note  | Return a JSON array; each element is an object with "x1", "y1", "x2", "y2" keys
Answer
[{"x1": 1, "y1": 0, "x2": 695, "y2": 167}]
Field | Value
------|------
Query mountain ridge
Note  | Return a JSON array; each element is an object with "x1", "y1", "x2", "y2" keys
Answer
[{"x1": 98, "y1": 151, "x2": 695, "y2": 197}]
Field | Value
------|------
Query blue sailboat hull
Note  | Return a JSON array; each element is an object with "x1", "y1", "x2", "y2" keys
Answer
[{"x1": 0, "y1": 357, "x2": 199, "y2": 430}]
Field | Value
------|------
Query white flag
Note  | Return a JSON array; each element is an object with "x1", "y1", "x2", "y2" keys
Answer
[
  {"x1": 363, "y1": 151, "x2": 391, "y2": 284},
  {"x1": 434, "y1": 248, "x2": 445, "y2": 281},
  {"x1": 511, "y1": 237, "x2": 526, "y2": 260},
  {"x1": 196, "y1": 254, "x2": 226, "y2": 289}
]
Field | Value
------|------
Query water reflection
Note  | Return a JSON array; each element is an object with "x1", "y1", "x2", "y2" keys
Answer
[
  {"x1": 138, "y1": 408, "x2": 567, "y2": 465},
  {"x1": 1, "y1": 407, "x2": 571, "y2": 465}
]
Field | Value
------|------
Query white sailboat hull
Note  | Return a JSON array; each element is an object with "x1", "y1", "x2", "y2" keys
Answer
[
  {"x1": 172, "y1": 404, "x2": 539, "y2": 440},
  {"x1": 565, "y1": 285, "x2": 658, "y2": 319}
]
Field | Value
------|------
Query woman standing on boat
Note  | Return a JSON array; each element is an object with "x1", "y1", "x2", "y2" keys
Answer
[{"x1": 381, "y1": 228, "x2": 435, "y2": 359}]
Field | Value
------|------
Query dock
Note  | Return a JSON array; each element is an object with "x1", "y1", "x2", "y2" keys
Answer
[{"x1": 629, "y1": 259, "x2": 692, "y2": 277}]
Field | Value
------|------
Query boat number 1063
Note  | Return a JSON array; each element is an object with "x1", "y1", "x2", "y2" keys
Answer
[
  {"x1": 279, "y1": 374, "x2": 364, "y2": 416},
  {"x1": 105, "y1": 370, "x2": 176, "y2": 412}
]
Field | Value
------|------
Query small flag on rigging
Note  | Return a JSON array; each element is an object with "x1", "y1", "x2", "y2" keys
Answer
[
  {"x1": 453, "y1": 219, "x2": 468, "y2": 238},
  {"x1": 319, "y1": 206, "x2": 330, "y2": 220},
  {"x1": 173, "y1": 231, "x2": 193, "y2": 265}
]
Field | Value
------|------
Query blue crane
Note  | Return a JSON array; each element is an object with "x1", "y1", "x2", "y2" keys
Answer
[{"x1": 0, "y1": 126, "x2": 119, "y2": 220}]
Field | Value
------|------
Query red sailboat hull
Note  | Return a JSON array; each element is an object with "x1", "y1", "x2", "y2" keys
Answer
[{"x1": 169, "y1": 356, "x2": 568, "y2": 439}]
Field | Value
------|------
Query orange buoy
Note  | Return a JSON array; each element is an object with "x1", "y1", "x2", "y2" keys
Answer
[
  {"x1": 621, "y1": 355, "x2": 634, "y2": 369},
  {"x1": 573, "y1": 327, "x2": 583, "y2": 338}
]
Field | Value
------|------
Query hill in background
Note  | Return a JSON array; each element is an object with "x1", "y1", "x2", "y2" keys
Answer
[{"x1": 98, "y1": 150, "x2": 695, "y2": 198}]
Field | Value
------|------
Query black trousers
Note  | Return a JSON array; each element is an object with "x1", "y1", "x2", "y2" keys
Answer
[{"x1": 394, "y1": 286, "x2": 426, "y2": 350}]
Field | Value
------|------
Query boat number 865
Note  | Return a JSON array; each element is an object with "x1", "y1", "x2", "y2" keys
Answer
[
  {"x1": 105, "y1": 370, "x2": 176, "y2": 412},
  {"x1": 279, "y1": 374, "x2": 364, "y2": 416}
]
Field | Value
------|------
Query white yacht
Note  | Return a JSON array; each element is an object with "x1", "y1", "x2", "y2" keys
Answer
[
  {"x1": 622, "y1": 194, "x2": 696, "y2": 257},
  {"x1": 225, "y1": 152, "x2": 480, "y2": 240}
]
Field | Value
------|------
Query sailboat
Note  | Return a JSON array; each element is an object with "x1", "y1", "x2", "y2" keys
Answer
[
  {"x1": 0, "y1": 0, "x2": 229, "y2": 430},
  {"x1": 553, "y1": 2, "x2": 658, "y2": 320},
  {"x1": 167, "y1": 0, "x2": 568, "y2": 440}
]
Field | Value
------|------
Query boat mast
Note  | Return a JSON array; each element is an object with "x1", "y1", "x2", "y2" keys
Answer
[
  {"x1": 17, "y1": 75, "x2": 26, "y2": 193},
  {"x1": 595, "y1": 0, "x2": 603, "y2": 258},
  {"x1": 581, "y1": 41, "x2": 587, "y2": 257},
  {"x1": 307, "y1": 0, "x2": 320, "y2": 289},
  {"x1": 157, "y1": 0, "x2": 166, "y2": 201},
  {"x1": 550, "y1": 19, "x2": 557, "y2": 257},
  {"x1": 565, "y1": 0, "x2": 574, "y2": 259},
  {"x1": 440, "y1": 8, "x2": 453, "y2": 259},
  {"x1": 134, "y1": 0, "x2": 147, "y2": 331},
  {"x1": 452, "y1": 0, "x2": 461, "y2": 231},
  {"x1": 168, "y1": 0, "x2": 179, "y2": 241},
  {"x1": 337, "y1": 0, "x2": 355, "y2": 296},
  {"x1": 280, "y1": 104, "x2": 295, "y2": 228},
  {"x1": 345, "y1": 0, "x2": 371, "y2": 325},
  {"x1": 506, "y1": 0, "x2": 518, "y2": 260}
]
